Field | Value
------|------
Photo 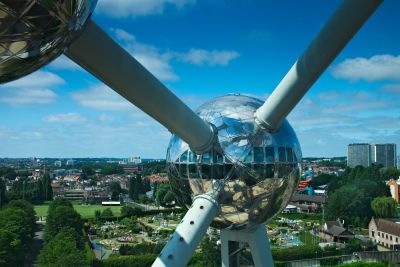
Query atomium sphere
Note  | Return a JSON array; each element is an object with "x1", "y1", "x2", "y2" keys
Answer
[
  {"x1": 0, "y1": 0, "x2": 96, "y2": 83},
  {"x1": 167, "y1": 95, "x2": 302, "y2": 229}
]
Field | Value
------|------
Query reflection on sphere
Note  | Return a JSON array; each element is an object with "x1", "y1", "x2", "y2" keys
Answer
[
  {"x1": 0, "y1": 0, "x2": 96, "y2": 83},
  {"x1": 167, "y1": 95, "x2": 302, "y2": 229}
]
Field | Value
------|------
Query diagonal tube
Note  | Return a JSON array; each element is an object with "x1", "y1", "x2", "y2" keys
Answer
[
  {"x1": 254, "y1": 0, "x2": 383, "y2": 131},
  {"x1": 65, "y1": 20, "x2": 215, "y2": 154}
]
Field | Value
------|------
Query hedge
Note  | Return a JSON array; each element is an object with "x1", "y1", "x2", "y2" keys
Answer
[{"x1": 97, "y1": 254, "x2": 157, "y2": 267}]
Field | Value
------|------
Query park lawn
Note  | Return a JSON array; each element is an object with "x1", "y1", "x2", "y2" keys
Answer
[{"x1": 35, "y1": 203, "x2": 121, "y2": 218}]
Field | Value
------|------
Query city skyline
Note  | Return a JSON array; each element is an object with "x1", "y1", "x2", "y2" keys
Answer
[{"x1": 0, "y1": 0, "x2": 399, "y2": 158}]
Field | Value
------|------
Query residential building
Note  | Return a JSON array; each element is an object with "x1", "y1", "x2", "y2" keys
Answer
[
  {"x1": 371, "y1": 144, "x2": 397, "y2": 168},
  {"x1": 387, "y1": 178, "x2": 400, "y2": 203},
  {"x1": 369, "y1": 217, "x2": 400, "y2": 251},
  {"x1": 289, "y1": 193, "x2": 326, "y2": 213},
  {"x1": 347, "y1": 143, "x2": 371, "y2": 167},
  {"x1": 319, "y1": 219, "x2": 354, "y2": 243}
]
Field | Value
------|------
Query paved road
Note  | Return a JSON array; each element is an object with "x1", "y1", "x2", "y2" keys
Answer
[{"x1": 24, "y1": 222, "x2": 45, "y2": 267}]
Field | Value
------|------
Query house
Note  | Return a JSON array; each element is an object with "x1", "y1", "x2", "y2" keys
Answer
[
  {"x1": 290, "y1": 193, "x2": 326, "y2": 213},
  {"x1": 319, "y1": 219, "x2": 354, "y2": 243},
  {"x1": 369, "y1": 217, "x2": 400, "y2": 251},
  {"x1": 387, "y1": 178, "x2": 400, "y2": 203}
]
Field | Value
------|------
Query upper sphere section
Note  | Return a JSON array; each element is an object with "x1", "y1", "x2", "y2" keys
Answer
[
  {"x1": 0, "y1": 0, "x2": 96, "y2": 83},
  {"x1": 167, "y1": 94, "x2": 302, "y2": 229}
]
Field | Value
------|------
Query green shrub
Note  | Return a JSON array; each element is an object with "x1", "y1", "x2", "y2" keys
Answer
[{"x1": 98, "y1": 254, "x2": 157, "y2": 267}]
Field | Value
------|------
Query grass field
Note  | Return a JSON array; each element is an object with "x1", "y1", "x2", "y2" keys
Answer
[{"x1": 35, "y1": 203, "x2": 121, "y2": 218}]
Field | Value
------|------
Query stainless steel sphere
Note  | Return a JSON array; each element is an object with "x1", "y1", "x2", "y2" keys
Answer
[
  {"x1": 0, "y1": 0, "x2": 96, "y2": 83},
  {"x1": 167, "y1": 95, "x2": 302, "y2": 229}
]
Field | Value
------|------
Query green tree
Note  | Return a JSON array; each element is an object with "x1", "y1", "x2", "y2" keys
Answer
[
  {"x1": 101, "y1": 164, "x2": 124, "y2": 175},
  {"x1": 129, "y1": 177, "x2": 135, "y2": 200},
  {"x1": 121, "y1": 206, "x2": 144, "y2": 218},
  {"x1": 0, "y1": 207, "x2": 34, "y2": 243},
  {"x1": 101, "y1": 208, "x2": 114, "y2": 220},
  {"x1": 109, "y1": 182, "x2": 122, "y2": 201},
  {"x1": 81, "y1": 164, "x2": 95, "y2": 176},
  {"x1": 6, "y1": 200, "x2": 36, "y2": 226},
  {"x1": 44, "y1": 206, "x2": 82, "y2": 242},
  {"x1": 0, "y1": 179, "x2": 6, "y2": 208},
  {"x1": 371, "y1": 196, "x2": 397, "y2": 218},
  {"x1": 48, "y1": 197, "x2": 73, "y2": 214},
  {"x1": 42, "y1": 173, "x2": 53, "y2": 201},
  {"x1": 198, "y1": 236, "x2": 221, "y2": 267},
  {"x1": 310, "y1": 173, "x2": 337, "y2": 187},
  {"x1": 155, "y1": 183, "x2": 175, "y2": 207},
  {"x1": 38, "y1": 227, "x2": 88, "y2": 267},
  {"x1": 381, "y1": 167, "x2": 400, "y2": 181},
  {"x1": 0, "y1": 229, "x2": 24, "y2": 267},
  {"x1": 94, "y1": 210, "x2": 101, "y2": 220}
]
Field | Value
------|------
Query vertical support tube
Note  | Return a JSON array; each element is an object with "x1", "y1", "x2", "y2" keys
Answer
[
  {"x1": 221, "y1": 224, "x2": 274, "y2": 267},
  {"x1": 152, "y1": 194, "x2": 219, "y2": 267},
  {"x1": 254, "y1": 0, "x2": 383, "y2": 131},
  {"x1": 66, "y1": 20, "x2": 215, "y2": 154}
]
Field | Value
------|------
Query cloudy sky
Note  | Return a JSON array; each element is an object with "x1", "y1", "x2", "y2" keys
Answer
[{"x1": 1, "y1": 0, "x2": 399, "y2": 158}]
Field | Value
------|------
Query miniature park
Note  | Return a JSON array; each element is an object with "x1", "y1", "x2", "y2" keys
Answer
[{"x1": 1, "y1": 157, "x2": 400, "y2": 266}]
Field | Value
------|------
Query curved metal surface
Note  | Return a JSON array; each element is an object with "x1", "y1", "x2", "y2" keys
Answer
[
  {"x1": 0, "y1": 0, "x2": 96, "y2": 83},
  {"x1": 167, "y1": 95, "x2": 302, "y2": 229}
]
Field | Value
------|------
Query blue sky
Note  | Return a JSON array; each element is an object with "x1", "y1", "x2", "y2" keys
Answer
[{"x1": 0, "y1": 0, "x2": 399, "y2": 158}]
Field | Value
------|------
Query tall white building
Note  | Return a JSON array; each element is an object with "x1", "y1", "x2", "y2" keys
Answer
[
  {"x1": 127, "y1": 156, "x2": 142, "y2": 164},
  {"x1": 347, "y1": 143, "x2": 397, "y2": 168},
  {"x1": 347, "y1": 144, "x2": 371, "y2": 167},
  {"x1": 370, "y1": 144, "x2": 397, "y2": 168}
]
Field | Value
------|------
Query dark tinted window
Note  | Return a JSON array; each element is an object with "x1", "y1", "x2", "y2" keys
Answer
[
  {"x1": 253, "y1": 147, "x2": 264, "y2": 163},
  {"x1": 265, "y1": 147, "x2": 275, "y2": 162},
  {"x1": 286, "y1": 148, "x2": 294, "y2": 162},
  {"x1": 278, "y1": 147, "x2": 286, "y2": 162}
]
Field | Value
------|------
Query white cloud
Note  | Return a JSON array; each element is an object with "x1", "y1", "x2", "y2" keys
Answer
[
  {"x1": 176, "y1": 49, "x2": 239, "y2": 66},
  {"x1": 96, "y1": 0, "x2": 196, "y2": 17},
  {"x1": 71, "y1": 84, "x2": 133, "y2": 111},
  {"x1": 43, "y1": 113, "x2": 86, "y2": 123},
  {"x1": 1, "y1": 70, "x2": 64, "y2": 88},
  {"x1": 112, "y1": 29, "x2": 239, "y2": 81},
  {"x1": 0, "y1": 71, "x2": 63, "y2": 106},
  {"x1": 331, "y1": 54, "x2": 400, "y2": 82},
  {"x1": 0, "y1": 88, "x2": 57, "y2": 105},
  {"x1": 45, "y1": 28, "x2": 238, "y2": 83},
  {"x1": 48, "y1": 55, "x2": 82, "y2": 71},
  {"x1": 98, "y1": 113, "x2": 115, "y2": 122},
  {"x1": 380, "y1": 84, "x2": 400, "y2": 94},
  {"x1": 113, "y1": 29, "x2": 179, "y2": 81}
]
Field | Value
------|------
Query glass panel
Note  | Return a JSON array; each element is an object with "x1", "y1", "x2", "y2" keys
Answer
[
  {"x1": 293, "y1": 151, "x2": 298, "y2": 163},
  {"x1": 213, "y1": 151, "x2": 224, "y2": 163},
  {"x1": 179, "y1": 164, "x2": 188, "y2": 178},
  {"x1": 188, "y1": 164, "x2": 198, "y2": 178},
  {"x1": 265, "y1": 147, "x2": 275, "y2": 162},
  {"x1": 253, "y1": 147, "x2": 264, "y2": 163},
  {"x1": 253, "y1": 164, "x2": 265, "y2": 177},
  {"x1": 179, "y1": 150, "x2": 188, "y2": 163},
  {"x1": 201, "y1": 165, "x2": 211, "y2": 179},
  {"x1": 244, "y1": 149, "x2": 253, "y2": 163},
  {"x1": 286, "y1": 147, "x2": 294, "y2": 162},
  {"x1": 278, "y1": 147, "x2": 286, "y2": 162},
  {"x1": 188, "y1": 151, "x2": 196, "y2": 163},
  {"x1": 213, "y1": 165, "x2": 224, "y2": 179},
  {"x1": 202, "y1": 152, "x2": 211, "y2": 163},
  {"x1": 265, "y1": 164, "x2": 274, "y2": 178}
]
